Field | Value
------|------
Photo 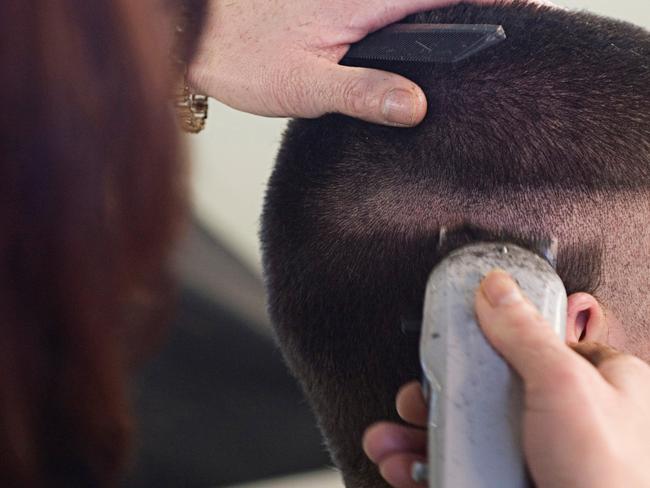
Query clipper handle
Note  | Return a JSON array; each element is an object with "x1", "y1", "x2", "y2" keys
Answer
[{"x1": 419, "y1": 243, "x2": 567, "y2": 488}]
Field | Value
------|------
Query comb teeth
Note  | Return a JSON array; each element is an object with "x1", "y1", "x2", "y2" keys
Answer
[{"x1": 344, "y1": 24, "x2": 506, "y2": 64}]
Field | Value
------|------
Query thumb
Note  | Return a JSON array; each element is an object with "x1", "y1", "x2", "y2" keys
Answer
[
  {"x1": 307, "y1": 61, "x2": 427, "y2": 127},
  {"x1": 475, "y1": 270, "x2": 588, "y2": 391}
]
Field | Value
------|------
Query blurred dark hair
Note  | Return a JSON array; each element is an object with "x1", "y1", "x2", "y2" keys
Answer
[{"x1": 0, "y1": 0, "x2": 195, "y2": 485}]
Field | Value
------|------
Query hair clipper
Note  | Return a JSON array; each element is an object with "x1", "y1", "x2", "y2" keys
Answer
[{"x1": 415, "y1": 242, "x2": 567, "y2": 487}]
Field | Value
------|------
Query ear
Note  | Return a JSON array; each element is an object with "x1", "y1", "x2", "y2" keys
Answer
[{"x1": 566, "y1": 293, "x2": 607, "y2": 343}]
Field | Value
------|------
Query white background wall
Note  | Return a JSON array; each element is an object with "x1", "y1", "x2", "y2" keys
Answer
[{"x1": 189, "y1": 1, "x2": 650, "y2": 274}]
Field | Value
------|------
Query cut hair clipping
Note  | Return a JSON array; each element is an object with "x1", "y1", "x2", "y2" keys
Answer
[{"x1": 344, "y1": 23, "x2": 507, "y2": 64}]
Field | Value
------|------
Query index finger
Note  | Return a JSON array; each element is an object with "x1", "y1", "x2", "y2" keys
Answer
[
  {"x1": 363, "y1": 0, "x2": 556, "y2": 33},
  {"x1": 396, "y1": 381, "x2": 427, "y2": 427}
]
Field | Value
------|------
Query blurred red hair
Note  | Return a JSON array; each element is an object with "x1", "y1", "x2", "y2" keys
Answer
[{"x1": 0, "y1": 0, "x2": 187, "y2": 485}]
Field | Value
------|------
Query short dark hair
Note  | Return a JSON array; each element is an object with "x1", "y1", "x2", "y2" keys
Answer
[{"x1": 262, "y1": 2, "x2": 650, "y2": 486}]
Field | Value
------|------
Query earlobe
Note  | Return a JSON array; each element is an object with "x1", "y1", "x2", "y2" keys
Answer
[{"x1": 566, "y1": 293, "x2": 607, "y2": 343}]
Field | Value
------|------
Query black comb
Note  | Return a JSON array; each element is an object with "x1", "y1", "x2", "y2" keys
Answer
[{"x1": 344, "y1": 24, "x2": 506, "y2": 64}]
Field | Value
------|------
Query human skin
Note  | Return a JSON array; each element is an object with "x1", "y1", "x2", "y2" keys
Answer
[
  {"x1": 187, "y1": 0, "x2": 553, "y2": 127},
  {"x1": 364, "y1": 270, "x2": 650, "y2": 488}
]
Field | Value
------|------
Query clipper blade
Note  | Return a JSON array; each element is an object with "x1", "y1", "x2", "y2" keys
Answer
[
  {"x1": 344, "y1": 24, "x2": 506, "y2": 64},
  {"x1": 437, "y1": 225, "x2": 559, "y2": 269}
]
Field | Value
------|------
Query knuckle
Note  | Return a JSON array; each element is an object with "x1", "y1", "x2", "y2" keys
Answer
[
  {"x1": 505, "y1": 303, "x2": 547, "y2": 333},
  {"x1": 342, "y1": 1, "x2": 372, "y2": 33},
  {"x1": 268, "y1": 63, "x2": 312, "y2": 116},
  {"x1": 528, "y1": 359, "x2": 588, "y2": 396},
  {"x1": 344, "y1": 0, "x2": 395, "y2": 34},
  {"x1": 340, "y1": 77, "x2": 375, "y2": 115}
]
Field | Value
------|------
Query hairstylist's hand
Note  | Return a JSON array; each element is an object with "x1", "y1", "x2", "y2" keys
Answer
[
  {"x1": 363, "y1": 270, "x2": 650, "y2": 488},
  {"x1": 188, "y1": 0, "x2": 546, "y2": 127}
]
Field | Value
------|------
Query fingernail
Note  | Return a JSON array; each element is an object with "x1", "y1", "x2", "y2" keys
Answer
[
  {"x1": 411, "y1": 461, "x2": 428, "y2": 484},
  {"x1": 481, "y1": 269, "x2": 524, "y2": 307},
  {"x1": 382, "y1": 89, "x2": 416, "y2": 126}
]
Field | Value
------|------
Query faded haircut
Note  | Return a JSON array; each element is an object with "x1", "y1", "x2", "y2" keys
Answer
[{"x1": 261, "y1": 2, "x2": 650, "y2": 487}]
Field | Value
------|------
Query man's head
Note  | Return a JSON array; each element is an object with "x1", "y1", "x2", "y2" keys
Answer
[{"x1": 261, "y1": 2, "x2": 650, "y2": 486}]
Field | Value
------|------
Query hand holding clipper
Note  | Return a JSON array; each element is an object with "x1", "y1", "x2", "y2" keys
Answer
[
  {"x1": 416, "y1": 243, "x2": 567, "y2": 488},
  {"x1": 364, "y1": 269, "x2": 650, "y2": 488}
]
